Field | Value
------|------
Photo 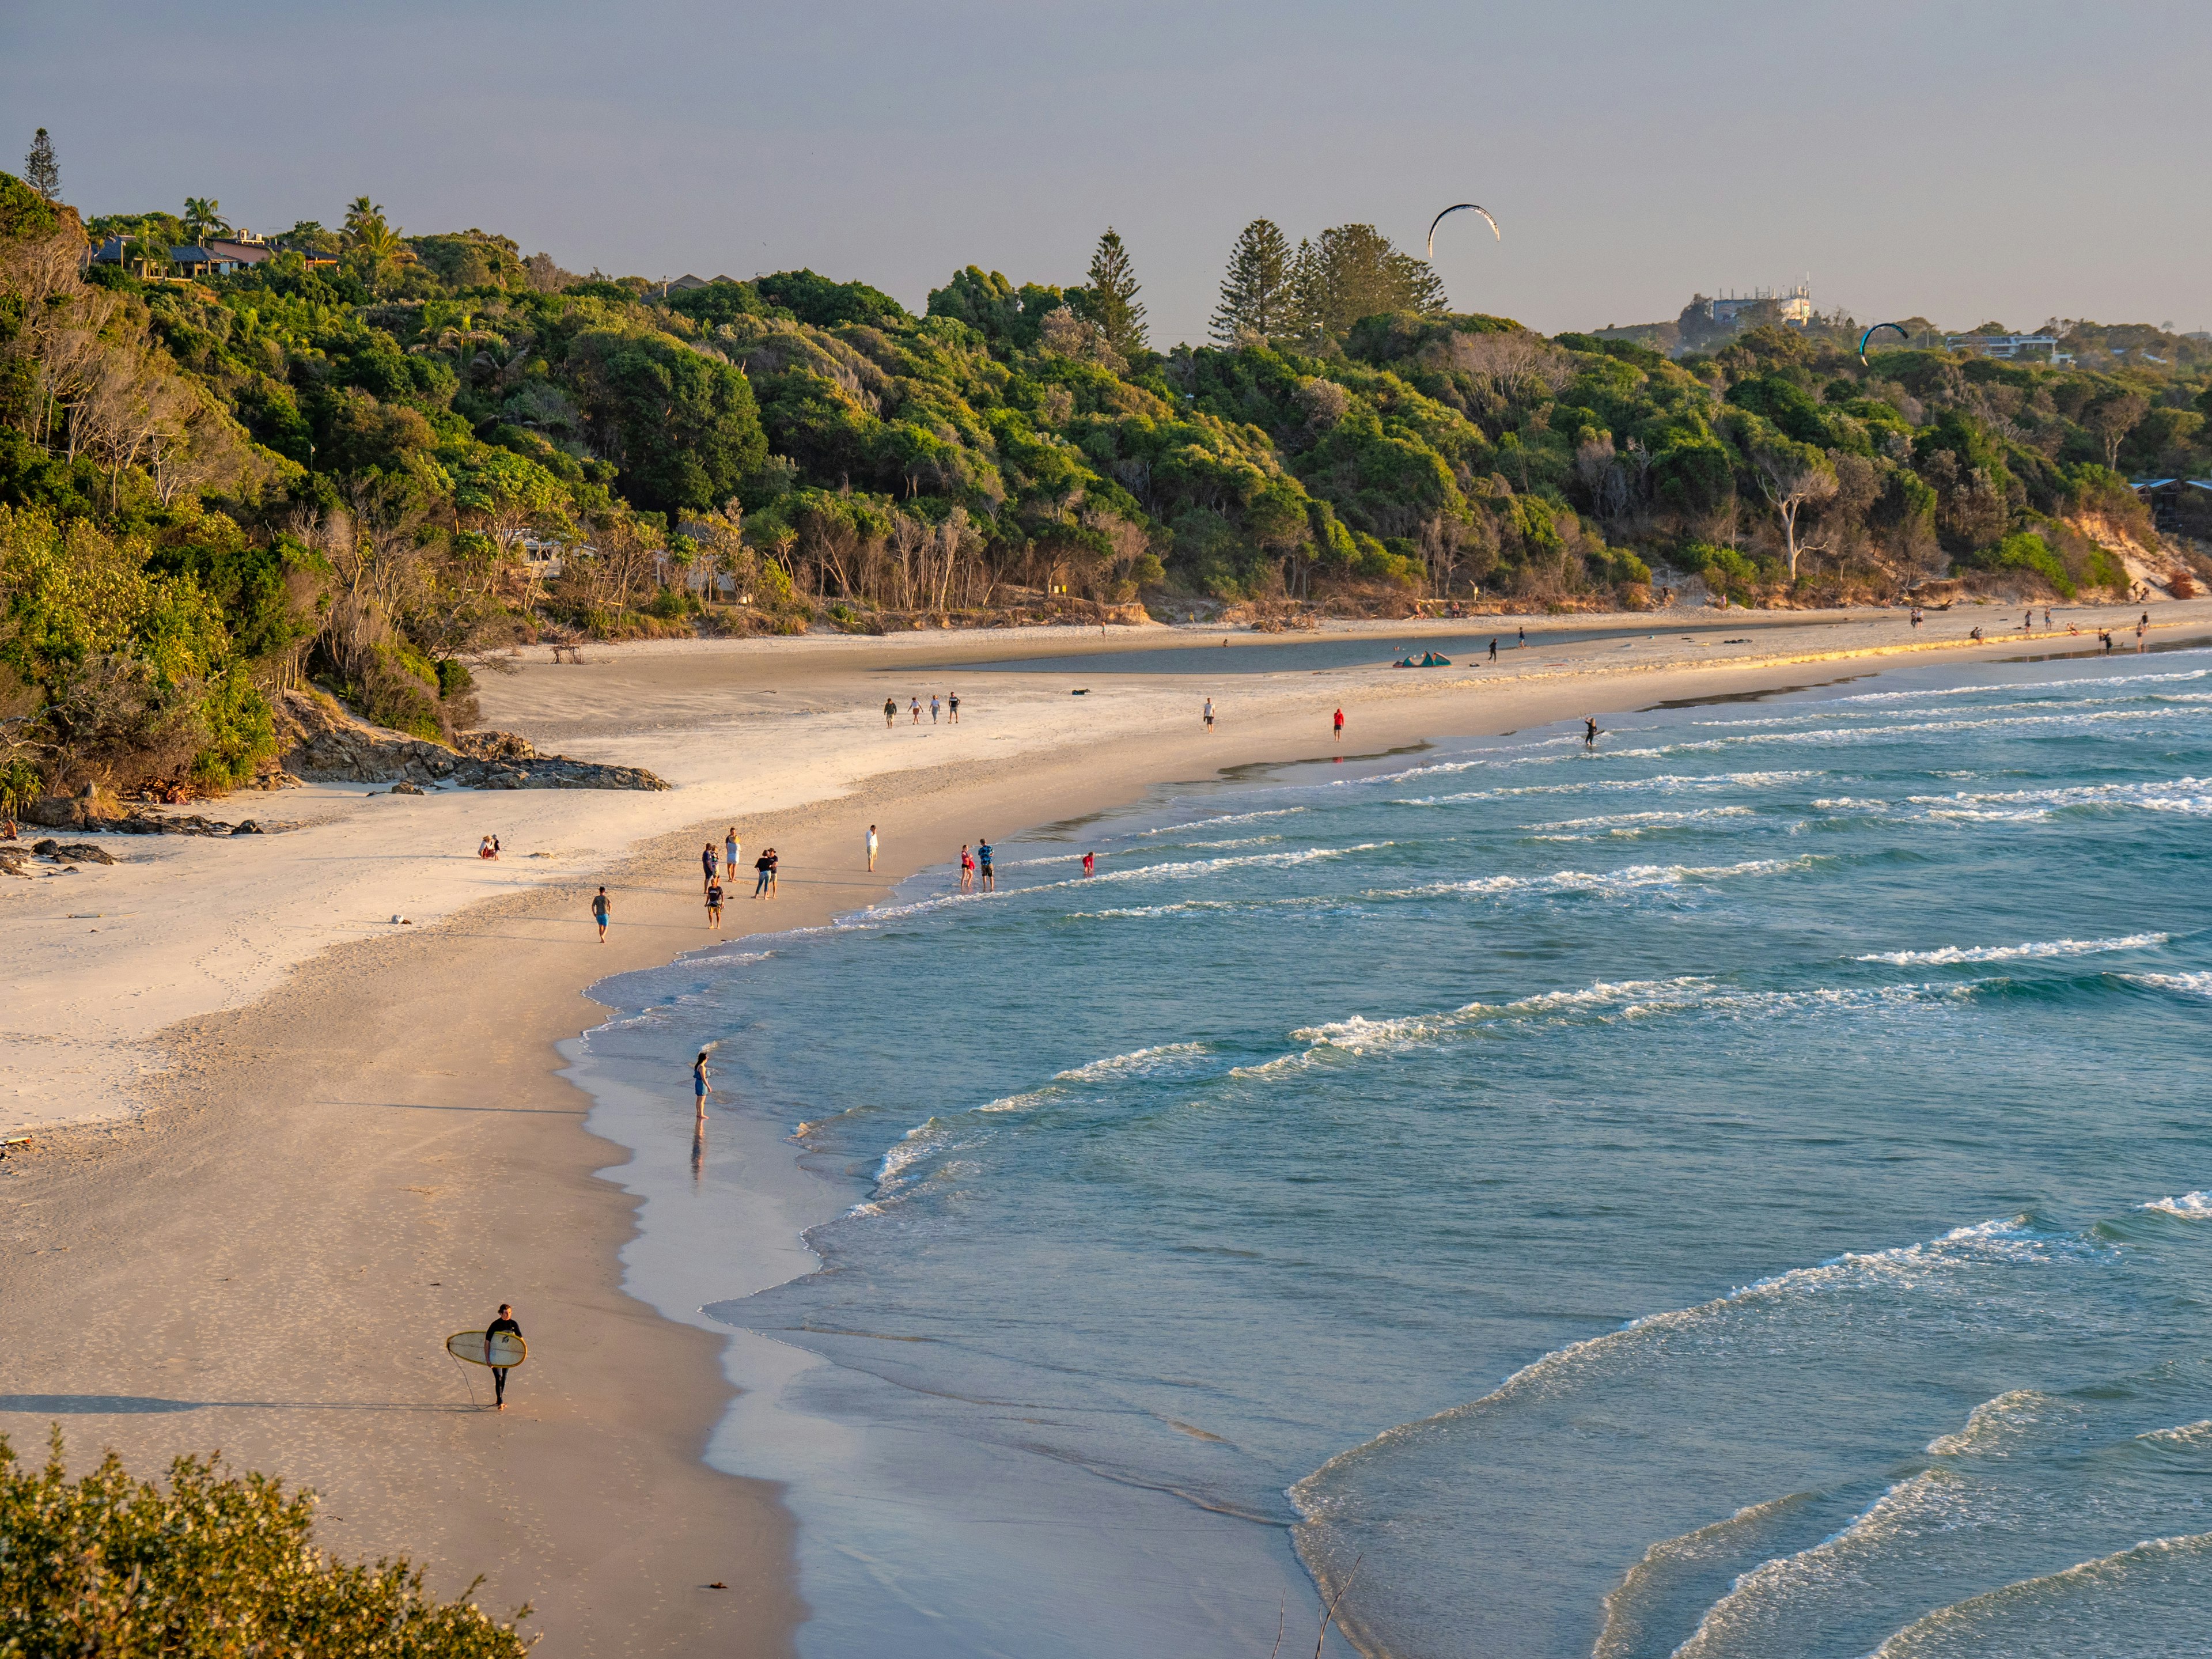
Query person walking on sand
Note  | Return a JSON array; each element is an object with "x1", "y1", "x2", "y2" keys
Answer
[
  {"x1": 911, "y1": 697, "x2": 922, "y2": 725},
  {"x1": 702, "y1": 842, "x2": 719, "y2": 892},
  {"x1": 693, "y1": 1050, "x2": 711, "y2": 1118},
  {"x1": 705, "y1": 878, "x2": 724, "y2": 929},
  {"x1": 978, "y1": 838, "x2": 995, "y2": 892},
  {"x1": 867, "y1": 824, "x2": 879, "y2": 872},
  {"x1": 753, "y1": 849, "x2": 774, "y2": 898},
  {"x1": 1334, "y1": 707, "x2": 1344, "y2": 740},
  {"x1": 1203, "y1": 698, "x2": 1215, "y2": 733},
  {"x1": 766, "y1": 847, "x2": 779, "y2": 896},
  {"x1": 948, "y1": 691, "x2": 960, "y2": 724},
  {"x1": 486, "y1": 1304, "x2": 522, "y2": 1411},
  {"x1": 884, "y1": 696, "x2": 897, "y2": 728},
  {"x1": 1488, "y1": 638, "x2": 1498, "y2": 662},
  {"x1": 2138, "y1": 615, "x2": 2148, "y2": 653},
  {"x1": 930, "y1": 694, "x2": 941, "y2": 724},
  {"x1": 1082, "y1": 850, "x2": 1095, "y2": 877},
  {"x1": 592, "y1": 886, "x2": 611, "y2": 942},
  {"x1": 959, "y1": 843, "x2": 975, "y2": 892},
  {"x1": 1517, "y1": 626, "x2": 1526, "y2": 647}
]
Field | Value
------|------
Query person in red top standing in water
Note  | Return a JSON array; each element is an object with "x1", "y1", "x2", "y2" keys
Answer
[
  {"x1": 1333, "y1": 707, "x2": 1344, "y2": 740},
  {"x1": 1082, "y1": 850, "x2": 1095, "y2": 877}
]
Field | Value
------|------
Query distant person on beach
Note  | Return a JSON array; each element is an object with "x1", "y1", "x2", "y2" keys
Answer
[
  {"x1": 948, "y1": 692, "x2": 960, "y2": 724},
  {"x1": 1910, "y1": 607, "x2": 1922, "y2": 627},
  {"x1": 479, "y1": 836, "x2": 495, "y2": 859},
  {"x1": 959, "y1": 843, "x2": 974, "y2": 892},
  {"x1": 911, "y1": 697, "x2": 922, "y2": 725},
  {"x1": 1517, "y1": 626, "x2": 1526, "y2": 647},
  {"x1": 1488, "y1": 638, "x2": 1498, "y2": 662},
  {"x1": 1203, "y1": 698, "x2": 1215, "y2": 732},
  {"x1": 978, "y1": 839, "x2": 995, "y2": 892},
  {"x1": 490, "y1": 835, "x2": 501, "y2": 858},
  {"x1": 1584, "y1": 715, "x2": 1599, "y2": 747},
  {"x1": 931, "y1": 694, "x2": 941, "y2": 724},
  {"x1": 726, "y1": 828, "x2": 740, "y2": 878},
  {"x1": 693, "y1": 1051, "x2": 710, "y2": 1117},
  {"x1": 1082, "y1": 850, "x2": 1095, "y2": 877},
  {"x1": 1969, "y1": 626, "x2": 1983, "y2": 642},
  {"x1": 486, "y1": 1304, "x2": 521, "y2": 1411},
  {"x1": 2044, "y1": 608, "x2": 2053, "y2": 628},
  {"x1": 705, "y1": 880, "x2": 724, "y2": 929},
  {"x1": 2138, "y1": 616, "x2": 2148, "y2": 652},
  {"x1": 592, "y1": 887, "x2": 610, "y2": 942},
  {"x1": 753, "y1": 850, "x2": 774, "y2": 897},
  {"x1": 2100, "y1": 630, "x2": 2113, "y2": 654},
  {"x1": 1334, "y1": 707, "x2": 1344, "y2": 739},
  {"x1": 702, "y1": 842, "x2": 718, "y2": 891},
  {"x1": 766, "y1": 848, "x2": 779, "y2": 895},
  {"x1": 867, "y1": 824, "x2": 879, "y2": 872},
  {"x1": 2023, "y1": 610, "x2": 2033, "y2": 630},
  {"x1": 884, "y1": 696, "x2": 897, "y2": 728}
]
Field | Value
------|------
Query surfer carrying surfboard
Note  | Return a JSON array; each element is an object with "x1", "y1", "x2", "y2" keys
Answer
[{"x1": 487, "y1": 1304, "x2": 522, "y2": 1410}]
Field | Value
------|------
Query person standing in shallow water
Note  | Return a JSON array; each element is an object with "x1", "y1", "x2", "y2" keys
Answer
[
  {"x1": 977, "y1": 838, "x2": 995, "y2": 892},
  {"x1": 486, "y1": 1304, "x2": 521, "y2": 1411},
  {"x1": 693, "y1": 1050, "x2": 710, "y2": 1117},
  {"x1": 959, "y1": 843, "x2": 974, "y2": 892}
]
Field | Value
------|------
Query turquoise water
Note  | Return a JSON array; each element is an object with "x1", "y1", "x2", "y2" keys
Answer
[{"x1": 581, "y1": 652, "x2": 2212, "y2": 1658}]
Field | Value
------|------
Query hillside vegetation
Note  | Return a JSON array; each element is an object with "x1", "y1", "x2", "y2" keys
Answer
[{"x1": 5, "y1": 163, "x2": 2210, "y2": 800}]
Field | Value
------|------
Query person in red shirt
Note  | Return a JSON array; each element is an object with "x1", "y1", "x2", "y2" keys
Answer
[
  {"x1": 1333, "y1": 707, "x2": 1344, "y2": 738},
  {"x1": 1082, "y1": 850, "x2": 1095, "y2": 877}
]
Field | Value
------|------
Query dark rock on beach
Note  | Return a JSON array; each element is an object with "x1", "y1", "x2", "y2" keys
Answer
[
  {"x1": 33, "y1": 840, "x2": 118, "y2": 864},
  {"x1": 274, "y1": 692, "x2": 668, "y2": 793}
]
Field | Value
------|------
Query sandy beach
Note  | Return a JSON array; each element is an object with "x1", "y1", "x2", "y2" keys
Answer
[{"x1": 4, "y1": 593, "x2": 2206, "y2": 1654}]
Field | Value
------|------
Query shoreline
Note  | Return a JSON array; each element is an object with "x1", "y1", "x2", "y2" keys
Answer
[{"x1": 5, "y1": 603, "x2": 2208, "y2": 1653}]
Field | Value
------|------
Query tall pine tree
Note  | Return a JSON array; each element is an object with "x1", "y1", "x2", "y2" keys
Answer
[
  {"x1": 23, "y1": 128, "x2": 58, "y2": 200},
  {"x1": 1078, "y1": 228, "x2": 1148, "y2": 357},
  {"x1": 1210, "y1": 219, "x2": 1292, "y2": 344}
]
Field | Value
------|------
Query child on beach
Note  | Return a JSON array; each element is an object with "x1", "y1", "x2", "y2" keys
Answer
[
  {"x1": 592, "y1": 887, "x2": 610, "y2": 942},
  {"x1": 705, "y1": 880, "x2": 724, "y2": 929},
  {"x1": 959, "y1": 844, "x2": 974, "y2": 891},
  {"x1": 867, "y1": 825, "x2": 879, "y2": 872}
]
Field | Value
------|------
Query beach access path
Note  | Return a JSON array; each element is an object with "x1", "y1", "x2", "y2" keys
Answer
[{"x1": 2, "y1": 596, "x2": 2205, "y2": 1655}]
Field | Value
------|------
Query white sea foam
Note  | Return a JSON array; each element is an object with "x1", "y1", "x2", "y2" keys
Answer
[
  {"x1": 1601, "y1": 705, "x2": 2188, "y2": 762},
  {"x1": 2141, "y1": 1191, "x2": 2212, "y2": 1219},
  {"x1": 1907, "y1": 777, "x2": 2212, "y2": 823},
  {"x1": 1052, "y1": 1041, "x2": 1211, "y2": 1082},
  {"x1": 1857, "y1": 933, "x2": 2168, "y2": 967},
  {"x1": 1361, "y1": 854, "x2": 1819, "y2": 907},
  {"x1": 1525, "y1": 805, "x2": 1755, "y2": 833},
  {"x1": 1926, "y1": 1388, "x2": 2071, "y2": 1456},
  {"x1": 2126, "y1": 971, "x2": 2212, "y2": 1001},
  {"x1": 1392, "y1": 769, "x2": 1823, "y2": 807}
]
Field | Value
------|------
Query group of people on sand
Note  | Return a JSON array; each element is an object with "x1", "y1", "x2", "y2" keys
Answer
[
  {"x1": 691, "y1": 828, "x2": 781, "y2": 929},
  {"x1": 885, "y1": 691, "x2": 961, "y2": 728},
  {"x1": 476, "y1": 835, "x2": 501, "y2": 859}
]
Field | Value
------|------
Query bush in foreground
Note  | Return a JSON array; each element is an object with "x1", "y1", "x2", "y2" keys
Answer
[{"x1": 0, "y1": 1430, "x2": 533, "y2": 1658}]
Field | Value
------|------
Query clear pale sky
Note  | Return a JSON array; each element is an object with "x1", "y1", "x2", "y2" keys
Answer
[{"x1": 7, "y1": 0, "x2": 2207, "y2": 346}]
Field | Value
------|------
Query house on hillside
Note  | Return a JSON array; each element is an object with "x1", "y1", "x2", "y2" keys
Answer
[
  {"x1": 1944, "y1": 332, "x2": 2062, "y2": 361},
  {"x1": 2131, "y1": 478, "x2": 2212, "y2": 539},
  {"x1": 1705, "y1": 284, "x2": 1814, "y2": 327}
]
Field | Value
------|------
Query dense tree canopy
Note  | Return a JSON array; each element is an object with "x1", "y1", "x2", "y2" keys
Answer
[{"x1": 4, "y1": 165, "x2": 2206, "y2": 800}]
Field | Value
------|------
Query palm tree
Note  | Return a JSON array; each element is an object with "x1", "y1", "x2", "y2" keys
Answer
[
  {"x1": 343, "y1": 197, "x2": 412, "y2": 262},
  {"x1": 183, "y1": 196, "x2": 230, "y2": 244}
]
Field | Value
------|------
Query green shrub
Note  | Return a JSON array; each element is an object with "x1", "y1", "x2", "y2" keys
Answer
[
  {"x1": 0, "y1": 1430, "x2": 533, "y2": 1658},
  {"x1": 1957, "y1": 531, "x2": 2075, "y2": 597},
  {"x1": 435, "y1": 658, "x2": 475, "y2": 699}
]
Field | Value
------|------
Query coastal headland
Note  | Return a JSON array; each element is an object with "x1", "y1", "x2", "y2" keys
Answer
[{"x1": 3, "y1": 597, "x2": 2205, "y2": 1655}]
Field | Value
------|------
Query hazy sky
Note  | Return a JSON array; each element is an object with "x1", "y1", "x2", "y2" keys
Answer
[{"x1": 8, "y1": 1, "x2": 2208, "y2": 344}]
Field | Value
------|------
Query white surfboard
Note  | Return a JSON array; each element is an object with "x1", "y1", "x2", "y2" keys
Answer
[{"x1": 447, "y1": 1330, "x2": 527, "y2": 1368}]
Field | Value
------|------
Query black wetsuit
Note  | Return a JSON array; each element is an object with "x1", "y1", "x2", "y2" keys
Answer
[{"x1": 487, "y1": 1315, "x2": 522, "y2": 1404}]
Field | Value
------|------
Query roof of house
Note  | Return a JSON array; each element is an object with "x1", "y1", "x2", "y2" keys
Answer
[{"x1": 203, "y1": 239, "x2": 272, "y2": 264}]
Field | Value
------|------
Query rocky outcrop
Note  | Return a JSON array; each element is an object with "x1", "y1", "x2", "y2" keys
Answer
[
  {"x1": 274, "y1": 691, "x2": 668, "y2": 792},
  {"x1": 32, "y1": 839, "x2": 116, "y2": 864}
]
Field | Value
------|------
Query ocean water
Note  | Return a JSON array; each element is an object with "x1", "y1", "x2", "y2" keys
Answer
[{"x1": 574, "y1": 651, "x2": 2212, "y2": 1659}]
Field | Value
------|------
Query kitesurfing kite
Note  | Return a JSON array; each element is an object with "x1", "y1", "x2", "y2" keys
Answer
[
  {"x1": 1857, "y1": 322, "x2": 1910, "y2": 364},
  {"x1": 1427, "y1": 203, "x2": 1501, "y2": 260}
]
